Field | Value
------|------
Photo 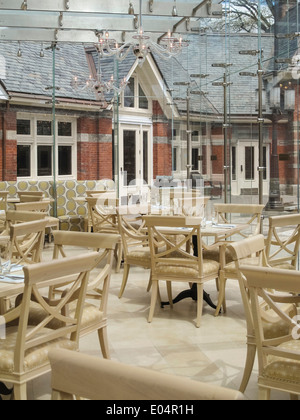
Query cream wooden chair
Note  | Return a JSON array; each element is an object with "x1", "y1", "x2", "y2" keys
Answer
[
  {"x1": 222, "y1": 235, "x2": 285, "y2": 393},
  {"x1": 204, "y1": 203, "x2": 265, "y2": 315},
  {"x1": 86, "y1": 197, "x2": 122, "y2": 272},
  {"x1": 85, "y1": 191, "x2": 107, "y2": 232},
  {"x1": 8, "y1": 219, "x2": 48, "y2": 266},
  {"x1": 43, "y1": 231, "x2": 120, "y2": 358},
  {"x1": 117, "y1": 212, "x2": 151, "y2": 299},
  {"x1": 213, "y1": 203, "x2": 264, "y2": 241},
  {"x1": 17, "y1": 191, "x2": 44, "y2": 203},
  {"x1": 240, "y1": 265, "x2": 300, "y2": 400},
  {"x1": 3, "y1": 210, "x2": 48, "y2": 236},
  {"x1": 0, "y1": 253, "x2": 101, "y2": 400},
  {"x1": 176, "y1": 196, "x2": 209, "y2": 217},
  {"x1": 144, "y1": 215, "x2": 220, "y2": 328},
  {"x1": 14, "y1": 200, "x2": 50, "y2": 212},
  {"x1": 0, "y1": 192, "x2": 8, "y2": 233},
  {"x1": 14, "y1": 201, "x2": 59, "y2": 242},
  {"x1": 265, "y1": 214, "x2": 300, "y2": 270},
  {"x1": 214, "y1": 234, "x2": 267, "y2": 317},
  {"x1": 49, "y1": 348, "x2": 244, "y2": 401}
]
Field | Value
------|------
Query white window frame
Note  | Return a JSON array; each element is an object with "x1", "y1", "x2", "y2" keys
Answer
[
  {"x1": 17, "y1": 113, "x2": 77, "y2": 181},
  {"x1": 121, "y1": 75, "x2": 152, "y2": 113}
]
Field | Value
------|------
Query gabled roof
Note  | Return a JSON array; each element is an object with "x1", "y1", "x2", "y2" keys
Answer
[
  {"x1": 0, "y1": 33, "x2": 275, "y2": 116},
  {"x1": 0, "y1": 80, "x2": 9, "y2": 101}
]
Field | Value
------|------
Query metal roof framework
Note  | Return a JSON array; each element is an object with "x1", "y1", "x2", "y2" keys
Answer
[{"x1": 0, "y1": 0, "x2": 223, "y2": 43}]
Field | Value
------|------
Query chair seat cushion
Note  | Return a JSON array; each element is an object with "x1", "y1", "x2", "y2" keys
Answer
[
  {"x1": 263, "y1": 340, "x2": 300, "y2": 384},
  {"x1": 269, "y1": 262, "x2": 295, "y2": 271},
  {"x1": 128, "y1": 247, "x2": 151, "y2": 263},
  {"x1": 225, "y1": 256, "x2": 260, "y2": 274},
  {"x1": 156, "y1": 259, "x2": 219, "y2": 278},
  {"x1": 203, "y1": 248, "x2": 234, "y2": 264},
  {"x1": 28, "y1": 302, "x2": 104, "y2": 330},
  {"x1": 0, "y1": 326, "x2": 77, "y2": 374}
]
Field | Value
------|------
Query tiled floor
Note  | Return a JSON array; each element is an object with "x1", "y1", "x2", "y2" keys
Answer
[{"x1": 11, "y1": 243, "x2": 290, "y2": 400}]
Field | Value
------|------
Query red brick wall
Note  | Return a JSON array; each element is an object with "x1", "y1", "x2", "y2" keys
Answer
[
  {"x1": 152, "y1": 100, "x2": 172, "y2": 178},
  {"x1": 0, "y1": 109, "x2": 17, "y2": 181},
  {"x1": 77, "y1": 115, "x2": 113, "y2": 180}
]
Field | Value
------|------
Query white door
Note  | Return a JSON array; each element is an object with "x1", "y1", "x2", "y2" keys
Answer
[
  {"x1": 119, "y1": 124, "x2": 152, "y2": 194},
  {"x1": 237, "y1": 142, "x2": 269, "y2": 195}
]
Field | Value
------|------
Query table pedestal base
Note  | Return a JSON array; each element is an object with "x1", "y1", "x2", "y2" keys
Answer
[
  {"x1": 0, "y1": 382, "x2": 13, "y2": 400},
  {"x1": 160, "y1": 236, "x2": 218, "y2": 312},
  {"x1": 161, "y1": 285, "x2": 217, "y2": 309}
]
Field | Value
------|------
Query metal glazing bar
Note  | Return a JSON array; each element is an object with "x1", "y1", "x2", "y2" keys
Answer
[
  {"x1": 0, "y1": 11, "x2": 203, "y2": 34},
  {"x1": 0, "y1": 0, "x2": 222, "y2": 18}
]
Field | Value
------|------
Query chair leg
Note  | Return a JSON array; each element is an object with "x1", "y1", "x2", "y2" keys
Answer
[
  {"x1": 13, "y1": 383, "x2": 27, "y2": 400},
  {"x1": 148, "y1": 280, "x2": 159, "y2": 323},
  {"x1": 239, "y1": 343, "x2": 256, "y2": 393},
  {"x1": 98, "y1": 326, "x2": 111, "y2": 359},
  {"x1": 258, "y1": 387, "x2": 270, "y2": 400},
  {"x1": 119, "y1": 263, "x2": 130, "y2": 299},
  {"x1": 196, "y1": 283, "x2": 204, "y2": 328},
  {"x1": 146, "y1": 271, "x2": 152, "y2": 292},
  {"x1": 215, "y1": 272, "x2": 226, "y2": 317},
  {"x1": 115, "y1": 243, "x2": 123, "y2": 273},
  {"x1": 166, "y1": 281, "x2": 173, "y2": 309}
]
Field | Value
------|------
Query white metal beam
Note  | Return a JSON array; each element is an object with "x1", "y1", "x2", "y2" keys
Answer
[
  {"x1": 0, "y1": 0, "x2": 222, "y2": 18},
  {"x1": 0, "y1": 11, "x2": 199, "y2": 32}
]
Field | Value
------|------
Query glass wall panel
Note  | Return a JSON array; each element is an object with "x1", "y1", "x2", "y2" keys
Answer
[{"x1": 0, "y1": 1, "x2": 300, "y2": 230}]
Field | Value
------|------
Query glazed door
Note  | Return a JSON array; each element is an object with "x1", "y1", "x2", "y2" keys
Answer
[{"x1": 119, "y1": 124, "x2": 152, "y2": 190}]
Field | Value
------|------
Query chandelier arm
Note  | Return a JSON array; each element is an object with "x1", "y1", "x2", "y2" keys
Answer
[{"x1": 116, "y1": 44, "x2": 133, "y2": 62}]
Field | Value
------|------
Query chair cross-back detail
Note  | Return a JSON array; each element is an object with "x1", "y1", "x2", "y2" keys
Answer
[
  {"x1": 86, "y1": 197, "x2": 122, "y2": 272},
  {"x1": 118, "y1": 213, "x2": 151, "y2": 299},
  {"x1": 265, "y1": 214, "x2": 300, "y2": 270},
  {"x1": 214, "y1": 204, "x2": 264, "y2": 239},
  {"x1": 144, "y1": 216, "x2": 220, "y2": 328},
  {"x1": 241, "y1": 266, "x2": 300, "y2": 400},
  {"x1": 0, "y1": 253, "x2": 101, "y2": 399},
  {"x1": 8, "y1": 220, "x2": 48, "y2": 266},
  {"x1": 45, "y1": 231, "x2": 119, "y2": 358}
]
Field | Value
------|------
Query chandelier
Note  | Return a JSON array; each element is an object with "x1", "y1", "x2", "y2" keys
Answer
[
  {"x1": 95, "y1": 0, "x2": 188, "y2": 66},
  {"x1": 71, "y1": 53, "x2": 128, "y2": 100}
]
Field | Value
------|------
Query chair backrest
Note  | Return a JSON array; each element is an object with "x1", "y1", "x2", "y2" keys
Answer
[
  {"x1": 52, "y1": 231, "x2": 120, "y2": 309},
  {"x1": 50, "y1": 349, "x2": 244, "y2": 400},
  {"x1": 86, "y1": 190, "x2": 106, "y2": 197},
  {"x1": 7, "y1": 219, "x2": 48, "y2": 265},
  {"x1": 214, "y1": 203, "x2": 264, "y2": 238},
  {"x1": 4, "y1": 210, "x2": 47, "y2": 234},
  {"x1": 265, "y1": 214, "x2": 300, "y2": 270},
  {"x1": 226, "y1": 235, "x2": 267, "y2": 339},
  {"x1": 117, "y1": 213, "x2": 148, "y2": 259},
  {"x1": 240, "y1": 266, "x2": 300, "y2": 377},
  {"x1": 86, "y1": 197, "x2": 119, "y2": 233},
  {"x1": 15, "y1": 201, "x2": 51, "y2": 213},
  {"x1": 17, "y1": 191, "x2": 44, "y2": 203},
  {"x1": 176, "y1": 196, "x2": 209, "y2": 217},
  {"x1": 0, "y1": 192, "x2": 8, "y2": 212},
  {"x1": 17, "y1": 191, "x2": 44, "y2": 198},
  {"x1": 144, "y1": 215, "x2": 205, "y2": 277},
  {"x1": 3, "y1": 253, "x2": 101, "y2": 375}
]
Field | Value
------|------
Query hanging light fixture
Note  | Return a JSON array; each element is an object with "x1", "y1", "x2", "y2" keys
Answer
[
  {"x1": 96, "y1": 0, "x2": 188, "y2": 66},
  {"x1": 71, "y1": 52, "x2": 128, "y2": 98}
]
